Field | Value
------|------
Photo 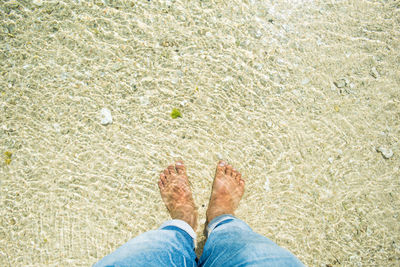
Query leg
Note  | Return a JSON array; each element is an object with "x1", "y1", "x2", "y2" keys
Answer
[
  {"x1": 94, "y1": 162, "x2": 198, "y2": 267},
  {"x1": 94, "y1": 220, "x2": 197, "y2": 267},
  {"x1": 199, "y1": 161, "x2": 304, "y2": 267},
  {"x1": 200, "y1": 215, "x2": 304, "y2": 266}
]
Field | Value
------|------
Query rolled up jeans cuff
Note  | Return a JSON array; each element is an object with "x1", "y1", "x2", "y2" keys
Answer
[
  {"x1": 159, "y1": 219, "x2": 197, "y2": 240},
  {"x1": 206, "y1": 214, "x2": 236, "y2": 237}
]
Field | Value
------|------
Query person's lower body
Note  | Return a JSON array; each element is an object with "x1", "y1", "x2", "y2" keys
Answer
[
  {"x1": 94, "y1": 214, "x2": 303, "y2": 267},
  {"x1": 94, "y1": 161, "x2": 304, "y2": 266}
]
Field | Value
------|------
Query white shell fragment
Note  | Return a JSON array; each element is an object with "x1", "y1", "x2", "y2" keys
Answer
[
  {"x1": 376, "y1": 146, "x2": 393, "y2": 159},
  {"x1": 264, "y1": 177, "x2": 270, "y2": 192},
  {"x1": 100, "y1": 108, "x2": 113, "y2": 125},
  {"x1": 180, "y1": 99, "x2": 189, "y2": 107}
]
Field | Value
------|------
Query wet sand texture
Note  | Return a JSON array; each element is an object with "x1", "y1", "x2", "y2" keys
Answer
[{"x1": 1, "y1": 0, "x2": 399, "y2": 266}]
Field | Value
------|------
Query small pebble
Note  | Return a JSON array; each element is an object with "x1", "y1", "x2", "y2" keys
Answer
[
  {"x1": 334, "y1": 79, "x2": 346, "y2": 88},
  {"x1": 254, "y1": 63, "x2": 263, "y2": 71},
  {"x1": 139, "y1": 96, "x2": 149, "y2": 106},
  {"x1": 370, "y1": 67, "x2": 379, "y2": 78},
  {"x1": 254, "y1": 30, "x2": 262, "y2": 38},
  {"x1": 301, "y1": 78, "x2": 310, "y2": 85},
  {"x1": 53, "y1": 123, "x2": 61, "y2": 132},
  {"x1": 292, "y1": 89, "x2": 301, "y2": 97},
  {"x1": 32, "y1": 0, "x2": 43, "y2": 6},
  {"x1": 334, "y1": 105, "x2": 340, "y2": 112},
  {"x1": 376, "y1": 146, "x2": 393, "y2": 159},
  {"x1": 100, "y1": 108, "x2": 112, "y2": 125},
  {"x1": 328, "y1": 157, "x2": 334, "y2": 164}
]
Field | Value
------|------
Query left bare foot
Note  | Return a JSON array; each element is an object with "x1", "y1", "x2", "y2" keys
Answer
[{"x1": 158, "y1": 161, "x2": 198, "y2": 231}]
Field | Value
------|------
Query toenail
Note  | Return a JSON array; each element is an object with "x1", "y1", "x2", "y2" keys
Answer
[
  {"x1": 219, "y1": 162, "x2": 226, "y2": 166},
  {"x1": 176, "y1": 162, "x2": 182, "y2": 165}
]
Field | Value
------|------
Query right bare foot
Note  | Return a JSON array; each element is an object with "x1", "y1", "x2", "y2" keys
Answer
[
  {"x1": 206, "y1": 160, "x2": 245, "y2": 223},
  {"x1": 158, "y1": 161, "x2": 198, "y2": 231}
]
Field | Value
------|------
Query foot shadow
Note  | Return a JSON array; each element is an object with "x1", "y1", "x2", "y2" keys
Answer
[
  {"x1": 195, "y1": 226, "x2": 208, "y2": 259},
  {"x1": 195, "y1": 237, "x2": 206, "y2": 259}
]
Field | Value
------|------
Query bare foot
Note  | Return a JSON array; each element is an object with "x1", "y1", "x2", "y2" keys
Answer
[
  {"x1": 158, "y1": 161, "x2": 198, "y2": 231},
  {"x1": 206, "y1": 160, "x2": 245, "y2": 223}
]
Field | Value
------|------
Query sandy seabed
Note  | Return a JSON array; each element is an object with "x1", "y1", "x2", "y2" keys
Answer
[{"x1": 1, "y1": 0, "x2": 399, "y2": 266}]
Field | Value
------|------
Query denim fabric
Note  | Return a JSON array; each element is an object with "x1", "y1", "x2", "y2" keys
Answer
[
  {"x1": 199, "y1": 214, "x2": 305, "y2": 267},
  {"x1": 93, "y1": 220, "x2": 197, "y2": 267},
  {"x1": 94, "y1": 215, "x2": 304, "y2": 267}
]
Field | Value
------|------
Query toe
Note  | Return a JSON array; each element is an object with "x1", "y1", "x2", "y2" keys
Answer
[
  {"x1": 163, "y1": 169, "x2": 169, "y2": 177},
  {"x1": 232, "y1": 168, "x2": 237, "y2": 178},
  {"x1": 226, "y1": 164, "x2": 233, "y2": 176},
  {"x1": 175, "y1": 161, "x2": 186, "y2": 175},
  {"x1": 160, "y1": 173, "x2": 167, "y2": 186},
  {"x1": 216, "y1": 160, "x2": 226, "y2": 177},
  {"x1": 236, "y1": 172, "x2": 242, "y2": 183},
  {"x1": 167, "y1": 165, "x2": 176, "y2": 175}
]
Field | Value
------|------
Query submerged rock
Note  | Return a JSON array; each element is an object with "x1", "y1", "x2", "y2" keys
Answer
[
  {"x1": 100, "y1": 108, "x2": 112, "y2": 125},
  {"x1": 376, "y1": 146, "x2": 393, "y2": 159}
]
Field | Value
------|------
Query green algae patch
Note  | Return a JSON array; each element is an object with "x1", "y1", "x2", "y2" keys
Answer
[
  {"x1": 4, "y1": 151, "x2": 12, "y2": 165},
  {"x1": 171, "y1": 108, "x2": 182, "y2": 119}
]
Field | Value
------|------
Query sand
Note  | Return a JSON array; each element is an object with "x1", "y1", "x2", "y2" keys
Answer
[{"x1": 1, "y1": 0, "x2": 399, "y2": 266}]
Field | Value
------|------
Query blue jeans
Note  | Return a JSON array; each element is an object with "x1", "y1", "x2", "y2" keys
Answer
[{"x1": 94, "y1": 215, "x2": 304, "y2": 267}]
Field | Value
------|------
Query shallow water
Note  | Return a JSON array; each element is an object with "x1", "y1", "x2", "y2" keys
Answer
[{"x1": 1, "y1": 0, "x2": 399, "y2": 265}]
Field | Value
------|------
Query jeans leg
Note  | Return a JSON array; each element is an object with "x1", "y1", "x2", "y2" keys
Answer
[
  {"x1": 199, "y1": 215, "x2": 305, "y2": 267},
  {"x1": 94, "y1": 219, "x2": 197, "y2": 267}
]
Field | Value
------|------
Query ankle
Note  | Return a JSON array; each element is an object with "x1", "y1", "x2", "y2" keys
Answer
[{"x1": 206, "y1": 210, "x2": 234, "y2": 224}]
